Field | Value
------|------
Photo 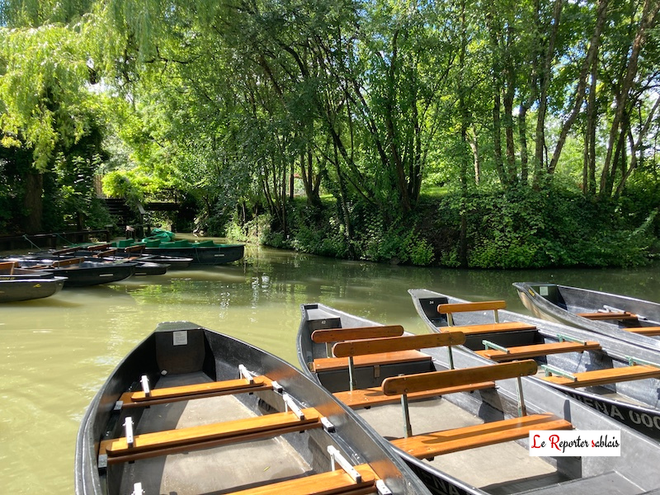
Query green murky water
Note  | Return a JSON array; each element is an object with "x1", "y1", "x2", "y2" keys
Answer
[{"x1": 1, "y1": 243, "x2": 658, "y2": 493}]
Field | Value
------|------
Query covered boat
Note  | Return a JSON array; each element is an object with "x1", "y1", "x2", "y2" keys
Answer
[
  {"x1": 409, "y1": 288, "x2": 660, "y2": 441},
  {"x1": 514, "y1": 282, "x2": 660, "y2": 351},
  {"x1": 299, "y1": 302, "x2": 660, "y2": 495},
  {"x1": 75, "y1": 320, "x2": 429, "y2": 495}
]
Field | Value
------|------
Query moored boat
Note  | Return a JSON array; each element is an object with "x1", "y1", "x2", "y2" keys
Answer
[
  {"x1": 2, "y1": 257, "x2": 137, "y2": 287},
  {"x1": 141, "y1": 238, "x2": 245, "y2": 265},
  {"x1": 25, "y1": 249, "x2": 169, "y2": 277},
  {"x1": 75, "y1": 320, "x2": 430, "y2": 495},
  {"x1": 54, "y1": 242, "x2": 193, "y2": 269},
  {"x1": 514, "y1": 282, "x2": 660, "y2": 351},
  {"x1": 0, "y1": 262, "x2": 66, "y2": 302},
  {"x1": 409, "y1": 288, "x2": 660, "y2": 442},
  {"x1": 299, "y1": 302, "x2": 660, "y2": 495}
]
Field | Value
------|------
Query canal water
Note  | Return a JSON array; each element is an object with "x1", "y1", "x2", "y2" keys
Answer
[{"x1": 1, "y1": 243, "x2": 659, "y2": 494}]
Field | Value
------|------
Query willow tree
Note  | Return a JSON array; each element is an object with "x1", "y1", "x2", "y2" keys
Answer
[{"x1": 0, "y1": 16, "x2": 105, "y2": 231}]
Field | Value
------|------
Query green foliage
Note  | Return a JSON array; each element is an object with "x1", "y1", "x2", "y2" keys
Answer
[
  {"x1": 102, "y1": 170, "x2": 144, "y2": 204},
  {"x1": 451, "y1": 185, "x2": 653, "y2": 268}
]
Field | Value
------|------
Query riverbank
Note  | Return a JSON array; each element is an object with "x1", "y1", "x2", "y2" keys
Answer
[{"x1": 224, "y1": 186, "x2": 660, "y2": 269}]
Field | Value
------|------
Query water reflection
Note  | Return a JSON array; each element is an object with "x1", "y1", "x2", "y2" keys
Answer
[{"x1": 1, "y1": 243, "x2": 659, "y2": 494}]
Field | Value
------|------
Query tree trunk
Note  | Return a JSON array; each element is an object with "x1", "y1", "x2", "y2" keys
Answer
[
  {"x1": 599, "y1": 0, "x2": 660, "y2": 198},
  {"x1": 547, "y1": 0, "x2": 608, "y2": 176},
  {"x1": 23, "y1": 172, "x2": 44, "y2": 233}
]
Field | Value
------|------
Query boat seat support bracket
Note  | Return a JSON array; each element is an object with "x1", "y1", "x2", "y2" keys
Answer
[
  {"x1": 541, "y1": 365, "x2": 577, "y2": 382},
  {"x1": 238, "y1": 364, "x2": 254, "y2": 384},
  {"x1": 400, "y1": 392, "x2": 413, "y2": 438},
  {"x1": 627, "y1": 356, "x2": 660, "y2": 368},
  {"x1": 321, "y1": 417, "x2": 336, "y2": 433},
  {"x1": 327, "y1": 446, "x2": 362, "y2": 483},
  {"x1": 140, "y1": 375, "x2": 150, "y2": 397},
  {"x1": 283, "y1": 393, "x2": 305, "y2": 420},
  {"x1": 376, "y1": 479, "x2": 393, "y2": 495},
  {"x1": 348, "y1": 356, "x2": 356, "y2": 391},
  {"x1": 516, "y1": 376, "x2": 527, "y2": 417},
  {"x1": 124, "y1": 417, "x2": 135, "y2": 447},
  {"x1": 482, "y1": 340, "x2": 509, "y2": 354},
  {"x1": 557, "y1": 334, "x2": 586, "y2": 345}
]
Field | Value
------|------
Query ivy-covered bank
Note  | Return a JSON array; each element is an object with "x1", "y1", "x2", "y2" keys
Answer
[{"x1": 225, "y1": 186, "x2": 660, "y2": 269}]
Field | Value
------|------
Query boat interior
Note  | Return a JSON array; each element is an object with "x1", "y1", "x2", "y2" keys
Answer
[
  {"x1": 96, "y1": 327, "x2": 390, "y2": 495},
  {"x1": 528, "y1": 283, "x2": 660, "y2": 336},
  {"x1": 300, "y1": 304, "x2": 653, "y2": 494},
  {"x1": 411, "y1": 296, "x2": 660, "y2": 410}
]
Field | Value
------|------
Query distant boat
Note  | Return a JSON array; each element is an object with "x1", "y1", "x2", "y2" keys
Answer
[
  {"x1": 514, "y1": 282, "x2": 660, "y2": 352},
  {"x1": 75, "y1": 320, "x2": 430, "y2": 495},
  {"x1": 29, "y1": 248, "x2": 170, "y2": 276},
  {"x1": 298, "y1": 302, "x2": 660, "y2": 495},
  {"x1": 409, "y1": 288, "x2": 660, "y2": 441},
  {"x1": 0, "y1": 262, "x2": 66, "y2": 302},
  {"x1": 2, "y1": 257, "x2": 137, "y2": 287},
  {"x1": 108, "y1": 237, "x2": 244, "y2": 265},
  {"x1": 50, "y1": 242, "x2": 194, "y2": 270}
]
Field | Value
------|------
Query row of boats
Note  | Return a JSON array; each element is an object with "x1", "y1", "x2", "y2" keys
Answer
[
  {"x1": 0, "y1": 238, "x2": 245, "y2": 302},
  {"x1": 76, "y1": 283, "x2": 660, "y2": 495}
]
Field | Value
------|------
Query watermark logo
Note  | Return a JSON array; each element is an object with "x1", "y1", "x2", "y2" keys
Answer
[{"x1": 529, "y1": 430, "x2": 621, "y2": 456}]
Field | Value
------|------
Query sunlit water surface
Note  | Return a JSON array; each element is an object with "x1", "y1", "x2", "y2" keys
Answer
[{"x1": 1, "y1": 243, "x2": 659, "y2": 494}]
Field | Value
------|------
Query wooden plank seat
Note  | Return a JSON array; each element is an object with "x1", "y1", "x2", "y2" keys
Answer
[
  {"x1": 229, "y1": 463, "x2": 379, "y2": 495},
  {"x1": 312, "y1": 333, "x2": 465, "y2": 373},
  {"x1": 99, "y1": 408, "x2": 324, "y2": 464},
  {"x1": 81, "y1": 243, "x2": 112, "y2": 252},
  {"x1": 118, "y1": 375, "x2": 275, "y2": 408},
  {"x1": 332, "y1": 332, "x2": 466, "y2": 358},
  {"x1": 542, "y1": 364, "x2": 660, "y2": 388},
  {"x1": 382, "y1": 360, "x2": 572, "y2": 459},
  {"x1": 447, "y1": 321, "x2": 537, "y2": 335},
  {"x1": 311, "y1": 325, "x2": 404, "y2": 343},
  {"x1": 476, "y1": 341, "x2": 602, "y2": 362},
  {"x1": 334, "y1": 381, "x2": 496, "y2": 409},
  {"x1": 626, "y1": 326, "x2": 660, "y2": 337},
  {"x1": 0, "y1": 261, "x2": 18, "y2": 274},
  {"x1": 577, "y1": 311, "x2": 638, "y2": 321},
  {"x1": 438, "y1": 300, "x2": 507, "y2": 314},
  {"x1": 312, "y1": 351, "x2": 432, "y2": 373},
  {"x1": 391, "y1": 413, "x2": 572, "y2": 459},
  {"x1": 436, "y1": 300, "x2": 537, "y2": 335},
  {"x1": 382, "y1": 360, "x2": 538, "y2": 395},
  {"x1": 52, "y1": 257, "x2": 84, "y2": 267}
]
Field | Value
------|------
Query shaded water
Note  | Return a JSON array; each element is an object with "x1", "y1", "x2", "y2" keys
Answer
[{"x1": 1, "y1": 243, "x2": 659, "y2": 494}]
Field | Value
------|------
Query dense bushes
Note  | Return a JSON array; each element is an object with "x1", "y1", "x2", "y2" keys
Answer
[{"x1": 225, "y1": 183, "x2": 658, "y2": 269}]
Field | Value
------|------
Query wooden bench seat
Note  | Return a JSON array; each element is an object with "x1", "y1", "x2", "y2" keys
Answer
[
  {"x1": 331, "y1": 332, "x2": 465, "y2": 358},
  {"x1": 448, "y1": 321, "x2": 537, "y2": 335},
  {"x1": 577, "y1": 311, "x2": 638, "y2": 321},
  {"x1": 382, "y1": 360, "x2": 538, "y2": 395},
  {"x1": 438, "y1": 300, "x2": 507, "y2": 314},
  {"x1": 311, "y1": 325, "x2": 404, "y2": 343},
  {"x1": 312, "y1": 351, "x2": 431, "y2": 372},
  {"x1": 391, "y1": 413, "x2": 572, "y2": 459},
  {"x1": 476, "y1": 341, "x2": 602, "y2": 362},
  {"x1": 229, "y1": 464, "x2": 379, "y2": 495},
  {"x1": 334, "y1": 381, "x2": 496, "y2": 409},
  {"x1": 99, "y1": 408, "x2": 323, "y2": 464},
  {"x1": 52, "y1": 257, "x2": 84, "y2": 267},
  {"x1": 542, "y1": 365, "x2": 660, "y2": 388},
  {"x1": 118, "y1": 375, "x2": 275, "y2": 408},
  {"x1": 626, "y1": 326, "x2": 660, "y2": 337}
]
